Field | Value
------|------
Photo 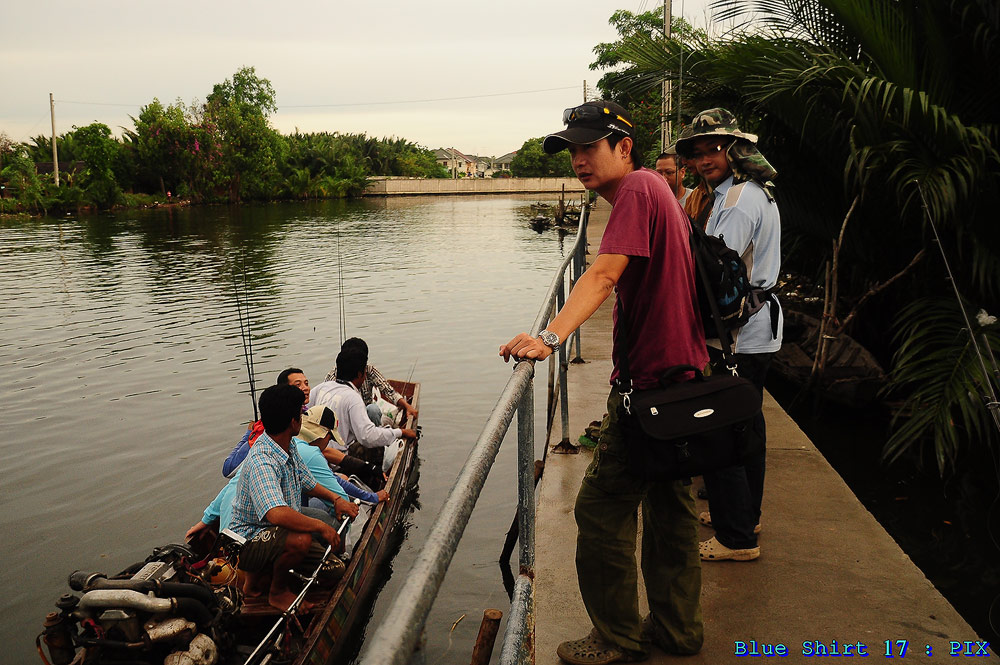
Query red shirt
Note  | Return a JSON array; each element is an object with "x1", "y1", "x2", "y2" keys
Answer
[{"x1": 599, "y1": 168, "x2": 708, "y2": 389}]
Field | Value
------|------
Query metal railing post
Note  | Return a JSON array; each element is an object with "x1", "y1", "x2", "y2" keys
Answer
[
  {"x1": 572, "y1": 208, "x2": 588, "y2": 363},
  {"x1": 555, "y1": 284, "x2": 571, "y2": 445},
  {"x1": 500, "y1": 385, "x2": 535, "y2": 664}
]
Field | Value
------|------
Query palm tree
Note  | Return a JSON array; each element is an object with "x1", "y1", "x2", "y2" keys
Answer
[{"x1": 606, "y1": 0, "x2": 1000, "y2": 474}]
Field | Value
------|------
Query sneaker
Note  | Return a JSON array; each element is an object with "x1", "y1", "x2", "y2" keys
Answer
[
  {"x1": 699, "y1": 536, "x2": 759, "y2": 561},
  {"x1": 557, "y1": 628, "x2": 646, "y2": 664},
  {"x1": 698, "y1": 511, "x2": 761, "y2": 534}
]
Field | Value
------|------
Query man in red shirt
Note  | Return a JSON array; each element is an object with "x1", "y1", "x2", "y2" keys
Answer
[{"x1": 501, "y1": 101, "x2": 707, "y2": 663}]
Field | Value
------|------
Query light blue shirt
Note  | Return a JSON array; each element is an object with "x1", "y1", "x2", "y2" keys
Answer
[
  {"x1": 229, "y1": 432, "x2": 318, "y2": 539},
  {"x1": 205, "y1": 439, "x2": 350, "y2": 532},
  {"x1": 706, "y1": 175, "x2": 783, "y2": 354}
]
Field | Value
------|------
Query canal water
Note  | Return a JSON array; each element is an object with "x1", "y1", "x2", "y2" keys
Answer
[{"x1": 0, "y1": 196, "x2": 579, "y2": 664}]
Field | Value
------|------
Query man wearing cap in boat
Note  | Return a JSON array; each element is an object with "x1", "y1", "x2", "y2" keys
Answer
[
  {"x1": 501, "y1": 100, "x2": 707, "y2": 663},
  {"x1": 223, "y1": 367, "x2": 386, "y2": 490},
  {"x1": 674, "y1": 108, "x2": 783, "y2": 564},
  {"x1": 190, "y1": 405, "x2": 383, "y2": 547},
  {"x1": 226, "y1": 383, "x2": 360, "y2": 612}
]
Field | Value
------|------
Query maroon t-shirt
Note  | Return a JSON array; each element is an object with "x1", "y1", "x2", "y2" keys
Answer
[{"x1": 599, "y1": 168, "x2": 708, "y2": 389}]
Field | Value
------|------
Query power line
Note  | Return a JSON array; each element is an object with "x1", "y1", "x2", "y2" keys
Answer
[
  {"x1": 279, "y1": 86, "x2": 580, "y2": 109},
  {"x1": 53, "y1": 85, "x2": 581, "y2": 112}
]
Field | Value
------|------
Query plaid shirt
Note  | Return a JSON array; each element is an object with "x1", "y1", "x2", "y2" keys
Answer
[
  {"x1": 229, "y1": 431, "x2": 317, "y2": 539},
  {"x1": 324, "y1": 363, "x2": 400, "y2": 406}
]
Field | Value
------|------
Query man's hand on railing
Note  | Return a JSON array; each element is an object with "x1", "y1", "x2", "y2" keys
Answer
[{"x1": 499, "y1": 333, "x2": 553, "y2": 363}]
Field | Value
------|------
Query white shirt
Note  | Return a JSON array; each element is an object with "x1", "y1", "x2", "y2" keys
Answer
[{"x1": 308, "y1": 380, "x2": 401, "y2": 450}]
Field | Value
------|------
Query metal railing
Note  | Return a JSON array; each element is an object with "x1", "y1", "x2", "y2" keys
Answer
[{"x1": 357, "y1": 206, "x2": 591, "y2": 665}]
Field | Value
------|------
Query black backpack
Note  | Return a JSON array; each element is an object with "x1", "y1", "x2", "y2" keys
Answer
[{"x1": 687, "y1": 202, "x2": 755, "y2": 339}]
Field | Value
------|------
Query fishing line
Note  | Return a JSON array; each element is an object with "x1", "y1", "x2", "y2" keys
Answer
[
  {"x1": 241, "y1": 251, "x2": 258, "y2": 414},
  {"x1": 337, "y1": 224, "x2": 347, "y2": 345},
  {"x1": 231, "y1": 254, "x2": 258, "y2": 422},
  {"x1": 917, "y1": 180, "x2": 1000, "y2": 640}
]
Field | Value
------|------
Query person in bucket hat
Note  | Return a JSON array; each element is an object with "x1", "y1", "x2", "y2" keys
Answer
[
  {"x1": 675, "y1": 107, "x2": 777, "y2": 196},
  {"x1": 501, "y1": 100, "x2": 707, "y2": 662},
  {"x1": 678, "y1": 107, "x2": 784, "y2": 563}
]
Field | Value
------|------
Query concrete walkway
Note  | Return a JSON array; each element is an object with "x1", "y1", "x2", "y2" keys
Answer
[{"x1": 533, "y1": 200, "x2": 987, "y2": 663}]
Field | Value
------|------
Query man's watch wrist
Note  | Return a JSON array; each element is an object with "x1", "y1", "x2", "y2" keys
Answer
[{"x1": 538, "y1": 330, "x2": 560, "y2": 351}]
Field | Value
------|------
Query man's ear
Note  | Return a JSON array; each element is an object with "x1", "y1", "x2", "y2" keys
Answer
[{"x1": 619, "y1": 136, "x2": 634, "y2": 162}]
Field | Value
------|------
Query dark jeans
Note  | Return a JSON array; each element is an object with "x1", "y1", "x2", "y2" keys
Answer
[{"x1": 702, "y1": 350, "x2": 773, "y2": 550}]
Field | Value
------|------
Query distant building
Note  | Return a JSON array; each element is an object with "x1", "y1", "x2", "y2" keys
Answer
[
  {"x1": 435, "y1": 148, "x2": 517, "y2": 178},
  {"x1": 434, "y1": 148, "x2": 476, "y2": 177}
]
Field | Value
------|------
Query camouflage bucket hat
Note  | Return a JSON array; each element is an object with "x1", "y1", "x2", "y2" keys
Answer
[
  {"x1": 674, "y1": 108, "x2": 757, "y2": 156},
  {"x1": 675, "y1": 107, "x2": 777, "y2": 193}
]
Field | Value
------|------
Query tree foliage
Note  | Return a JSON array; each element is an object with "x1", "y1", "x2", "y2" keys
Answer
[
  {"x1": 0, "y1": 67, "x2": 452, "y2": 213},
  {"x1": 510, "y1": 138, "x2": 574, "y2": 177},
  {"x1": 600, "y1": 0, "x2": 1000, "y2": 474}
]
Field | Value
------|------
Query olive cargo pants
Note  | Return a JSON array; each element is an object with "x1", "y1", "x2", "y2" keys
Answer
[{"x1": 574, "y1": 390, "x2": 703, "y2": 656}]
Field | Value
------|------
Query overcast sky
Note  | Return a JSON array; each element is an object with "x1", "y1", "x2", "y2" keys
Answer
[{"x1": 3, "y1": 0, "x2": 716, "y2": 157}]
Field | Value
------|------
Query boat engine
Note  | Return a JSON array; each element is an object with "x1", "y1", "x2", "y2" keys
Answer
[{"x1": 41, "y1": 543, "x2": 242, "y2": 665}]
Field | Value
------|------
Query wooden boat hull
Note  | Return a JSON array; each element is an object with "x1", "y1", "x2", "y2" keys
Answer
[{"x1": 296, "y1": 380, "x2": 420, "y2": 664}]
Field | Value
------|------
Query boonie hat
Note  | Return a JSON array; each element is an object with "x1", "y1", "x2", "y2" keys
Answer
[
  {"x1": 674, "y1": 108, "x2": 758, "y2": 157},
  {"x1": 543, "y1": 100, "x2": 635, "y2": 154}
]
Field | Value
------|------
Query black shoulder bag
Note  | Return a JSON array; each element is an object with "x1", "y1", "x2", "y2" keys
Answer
[{"x1": 615, "y1": 229, "x2": 764, "y2": 481}]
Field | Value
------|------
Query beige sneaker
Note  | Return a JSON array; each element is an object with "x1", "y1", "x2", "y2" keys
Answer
[
  {"x1": 557, "y1": 628, "x2": 647, "y2": 664},
  {"x1": 699, "y1": 536, "x2": 760, "y2": 561},
  {"x1": 698, "y1": 511, "x2": 761, "y2": 534}
]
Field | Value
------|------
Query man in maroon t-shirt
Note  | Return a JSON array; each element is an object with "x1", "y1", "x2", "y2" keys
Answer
[{"x1": 501, "y1": 101, "x2": 707, "y2": 663}]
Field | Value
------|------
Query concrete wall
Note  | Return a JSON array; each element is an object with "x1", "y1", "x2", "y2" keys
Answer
[{"x1": 364, "y1": 177, "x2": 585, "y2": 196}]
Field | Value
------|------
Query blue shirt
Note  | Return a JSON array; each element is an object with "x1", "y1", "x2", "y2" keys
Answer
[
  {"x1": 706, "y1": 175, "x2": 783, "y2": 354},
  {"x1": 204, "y1": 440, "x2": 350, "y2": 531},
  {"x1": 229, "y1": 432, "x2": 318, "y2": 539}
]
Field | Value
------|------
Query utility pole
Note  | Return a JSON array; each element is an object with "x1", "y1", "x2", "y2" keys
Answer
[
  {"x1": 50, "y1": 93, "x2": 59, "y2": 186},
  {"x1": 583, "y1": 80, "x2": 587, "y2": 103},
  {"x1": 661, "y1": 0, "x2": 672, "y2": 151}
]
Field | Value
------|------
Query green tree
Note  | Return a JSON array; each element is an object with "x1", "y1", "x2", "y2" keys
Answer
[
  {"x1": 0, "y1": 146, "x2": 47, "y2": 212},
  {"x1": 510, "y1": 138, "x2": 574, "y2": 177},
  {"x1": 590, "y1": 10, "x2": 708, "y2": 163},
  {"x1": 73, "y1": 122, "x2": 122, "y2": 209},
  {"x1": 205, "y1": 66, "x2": 283, "y2": 202}
]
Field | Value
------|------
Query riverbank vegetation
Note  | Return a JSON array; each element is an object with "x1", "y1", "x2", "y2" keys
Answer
[{"x1": 0, "y1": 67, "x2": 447, "y2": 214}]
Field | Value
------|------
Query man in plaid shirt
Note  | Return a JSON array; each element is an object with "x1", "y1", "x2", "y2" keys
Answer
[{"x1": 230, "y1": 383, "x2": 359, "y2": 612}]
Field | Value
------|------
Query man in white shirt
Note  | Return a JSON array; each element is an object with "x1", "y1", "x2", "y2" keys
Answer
[{"x1": 308, "y1": 347, "x2": 417, "y2": 454}]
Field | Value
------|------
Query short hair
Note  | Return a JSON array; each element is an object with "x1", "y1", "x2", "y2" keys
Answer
[
  {"x1": 656, "y1": 153, "x2": 682, "y2": 169},
  {"x1": 258, "y1": 384, "x2": 305, "y2": 435},
  {"x1": 336, "y1": 347, "x2": 367, "y2": 382},
  {"x1": 607, "y1": 134, "x2": 641, "y2": 171},
  {"x1": 341, "y1": 337, "x2": 369, "y2": 356},
  {"x1": 276, "y1": 367, "x2": 304, "y2": 385}
]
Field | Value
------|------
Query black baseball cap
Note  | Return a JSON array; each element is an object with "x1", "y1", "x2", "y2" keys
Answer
[{"x1": 542, "y1": 100, "x2": 635, "y2": 154}]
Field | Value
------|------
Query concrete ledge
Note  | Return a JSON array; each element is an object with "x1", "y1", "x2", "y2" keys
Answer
[
  {"x1": 533, "y1": 201, "x2": 985, "y2": 663},
  {"x1": 363, "y1": 177, "x2": 585, "y2": 196}
]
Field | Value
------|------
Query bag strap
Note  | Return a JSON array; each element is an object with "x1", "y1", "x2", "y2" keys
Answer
[{"x1": 687, "y1": 213, "x2": 739, "y2": 373}]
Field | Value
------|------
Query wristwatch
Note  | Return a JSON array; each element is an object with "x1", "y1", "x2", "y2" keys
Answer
[{"x1": 538, "y1": 330, "x2": 560, "y2": 351}]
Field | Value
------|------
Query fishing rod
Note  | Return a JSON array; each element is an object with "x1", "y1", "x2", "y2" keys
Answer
[
  {"x1": 915, "y1": 181, "x2": 1000, "y2": 435},
  {"x1": 243, "y1": 498, "x2": 362, "y2": 665},
  {"x1": 231, "y1": 255, "x2": 259, "y2": 422},
  {"x1": 337, "y1": 224, "x2": 347, "y2": 347}
]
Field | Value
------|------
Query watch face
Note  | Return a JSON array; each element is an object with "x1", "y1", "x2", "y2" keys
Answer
[{"x1": 540, "y1": 331, "x2": 559, "y2": 348}]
